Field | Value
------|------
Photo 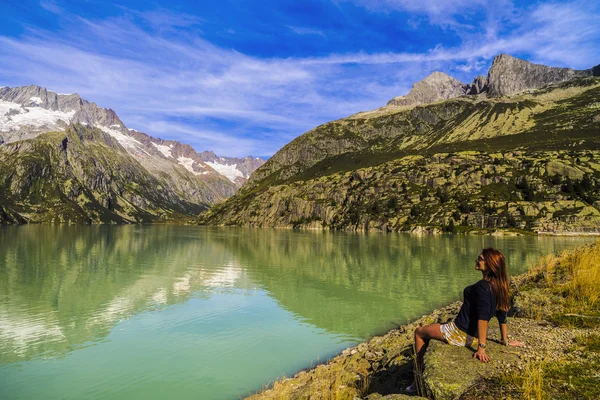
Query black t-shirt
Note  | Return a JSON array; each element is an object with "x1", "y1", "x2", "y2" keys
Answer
[{"x1": 454, "y1": 279, "x2": 507, "y2": 336}]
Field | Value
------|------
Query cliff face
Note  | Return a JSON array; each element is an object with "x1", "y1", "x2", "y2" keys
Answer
[{"x1": 202, "y1": 54, "x2": 600, "y2": 234}]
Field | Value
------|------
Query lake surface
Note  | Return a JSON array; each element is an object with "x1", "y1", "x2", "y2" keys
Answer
[{"x1": 0, "y1": 225, "x2": 594, "y2": 399}]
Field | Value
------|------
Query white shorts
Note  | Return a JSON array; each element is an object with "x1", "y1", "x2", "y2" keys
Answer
[{"x1": 440, "y1": 321, "x2": 478, "y2": 347}]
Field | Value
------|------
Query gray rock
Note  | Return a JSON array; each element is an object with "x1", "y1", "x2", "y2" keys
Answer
[
  {"x1": 422, "y1": 326, "x2": 521, "y2": 400},
  {"x1": 467, "y1": 75, "x2": 488, "y2": 94}
]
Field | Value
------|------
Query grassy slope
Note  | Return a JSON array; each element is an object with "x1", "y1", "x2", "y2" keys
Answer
[{"x1": 249, "y1": 78, "x2": 600, "y2": 188}]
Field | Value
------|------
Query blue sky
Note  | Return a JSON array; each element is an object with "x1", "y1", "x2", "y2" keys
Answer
[{"x1": 1, "y1": 0, "x2": 599, "y2": 158}]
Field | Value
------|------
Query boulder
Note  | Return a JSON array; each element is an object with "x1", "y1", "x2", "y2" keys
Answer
[{"x1": 422, "y1": 332, "x2": 520, "y2": 400}]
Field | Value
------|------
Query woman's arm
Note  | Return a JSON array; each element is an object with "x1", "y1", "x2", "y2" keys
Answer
[
  {"x1": 499, "y1": 320, "x2": 524, "y2": 346},
  {"x1": 473, "y1": 320, "x2": 490, "y2": 362},
  {"x1": 500, "y1": 321, "x2": 508, "y2": 344}
]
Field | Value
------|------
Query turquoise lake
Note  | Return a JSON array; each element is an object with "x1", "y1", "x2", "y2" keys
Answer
[{"x1": 0, "y1": 225, "x2": 594, "y2": 399}]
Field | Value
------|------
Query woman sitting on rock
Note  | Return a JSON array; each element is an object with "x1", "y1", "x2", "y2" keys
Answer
[{"x1": 407, "y1": 248, "x2": 523, "y2": 392}]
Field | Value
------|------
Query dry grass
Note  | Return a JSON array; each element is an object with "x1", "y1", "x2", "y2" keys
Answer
[
  {"x1": 561, "y1": 241, "x2": 600, "y2": 307},
  {"x1": 521, "y1": 362, "x2": 545, "y2": 400},
  {"x1": 514, "y1": 240, "x2": 600, "y2": 323},
  {"x1": 411, "y1": 344, "x2": 426, "y2": 397}
]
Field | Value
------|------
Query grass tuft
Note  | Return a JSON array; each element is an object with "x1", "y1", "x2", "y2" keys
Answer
[{"x1": 522, "y1": 362, "x2": 545, "y2": 400}]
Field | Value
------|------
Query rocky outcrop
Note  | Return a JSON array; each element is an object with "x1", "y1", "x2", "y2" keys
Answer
[
  {"x1": 467, "y1": 75, "x2": 488, "y2": 94},
  {"x1": 486, "y1": 54, "x2": 597, "y2": 97},
  {"x1": 384, "y1": 55, "x2": 600, "y2": 108},
  {"x1": 422, "y1": 319, "x2": 581, "y2": 399}
]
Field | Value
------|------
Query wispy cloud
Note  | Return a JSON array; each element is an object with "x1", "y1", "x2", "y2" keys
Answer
[
  {"x1": 39, "y1": 0, "x2": 62, "y2": 15},
  {"x1": 1, "y1": 1, "x2": 598, "y2": 158},
  {"x1": 287, "y1": 25, "x2": 326, "y2": 36}
]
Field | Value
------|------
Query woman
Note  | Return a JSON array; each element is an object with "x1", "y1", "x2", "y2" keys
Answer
[{"x1": 407, "y1": 248, "x2": 523, "y2": 392}]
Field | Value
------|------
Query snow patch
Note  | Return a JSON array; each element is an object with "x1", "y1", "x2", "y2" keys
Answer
[
  {"x1": 178, "y1": 156, "x2": 205, "y2": 175},
  {"x1": 206, "y1": 161, "x2": 244, "y2": 183},
  {"x1": 29, "y1": 96, "x2": 43, "y2": 105},
  {"x1": 99, "y1": 125, "x2": 143, "y2": 150},
  {"x1": 0, "y1": 100, "x2": 75, "y2": 132},
  {"x1": 152, "y1": 142, "x2": 173, "y2": 158}
]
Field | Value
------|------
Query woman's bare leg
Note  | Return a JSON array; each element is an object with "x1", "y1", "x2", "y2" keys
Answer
[{"x1": 414, "y1": 323, "x2": 446, "y2": 368}]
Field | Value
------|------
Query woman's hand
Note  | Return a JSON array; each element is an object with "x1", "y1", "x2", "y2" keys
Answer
[
  {"x1": 473, "y1": 348, "x2": 490, "y2": 362},
  {"x1": 508, "y1": 339, "x2": 525, "y2": 347}
]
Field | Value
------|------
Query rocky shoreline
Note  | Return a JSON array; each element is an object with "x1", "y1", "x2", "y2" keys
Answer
[{"x1": 246, "y1": 241, "x2": 600, "y2": 399}]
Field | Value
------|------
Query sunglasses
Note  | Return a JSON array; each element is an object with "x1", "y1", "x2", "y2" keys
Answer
[{"x1": 476, "y1": 256, "x2": 485, "y2": 263}]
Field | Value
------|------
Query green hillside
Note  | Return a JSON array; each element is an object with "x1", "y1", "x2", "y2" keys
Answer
[{"x1": 201, "y1": 78, "x2": 600, "y2": 234}]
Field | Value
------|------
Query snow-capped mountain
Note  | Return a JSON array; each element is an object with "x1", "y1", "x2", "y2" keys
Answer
[
  {"x1": 0, "y1": 85, "x2": 264, "y2": 188},
  {"x1": 198, "y1": 151, "x2": 265, "y2": 186},
  {"x1": 0, "y1": 85, "x2": 265, "y2": 224}
]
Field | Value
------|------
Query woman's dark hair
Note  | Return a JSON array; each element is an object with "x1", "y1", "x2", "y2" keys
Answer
[{"x1": 481, "y1": 248, "x2": 510, "y2": 312}]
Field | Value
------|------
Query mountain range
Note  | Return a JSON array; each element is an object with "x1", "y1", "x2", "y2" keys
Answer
[
  {"x1": 0, "y1": 86, "x2": 264, "y2": 223},
  {"x1": 201, "y1": 54, "x2": 600, "y2": 234}
]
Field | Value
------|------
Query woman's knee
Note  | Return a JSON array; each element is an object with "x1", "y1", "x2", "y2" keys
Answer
[{"x1": 414, "y1": 326, "x2": 426, "y2": 339}]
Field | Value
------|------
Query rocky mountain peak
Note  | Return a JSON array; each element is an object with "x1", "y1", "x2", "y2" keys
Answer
[
  {"x1": 486, "y1": 53, "x2": 594, "y2": 97},
  {"x1": 197, "y1": 150, "x2": 265, "y2": 186},
  {"x1": 383, "y1": 54, "x2": 599, "y2": 109},
  {"x1": 386, "y1": 71, "x2": 469, "y2": 108},
  {"x1": 467, "y1": 75, "x2": 488, "y2": 95}
]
